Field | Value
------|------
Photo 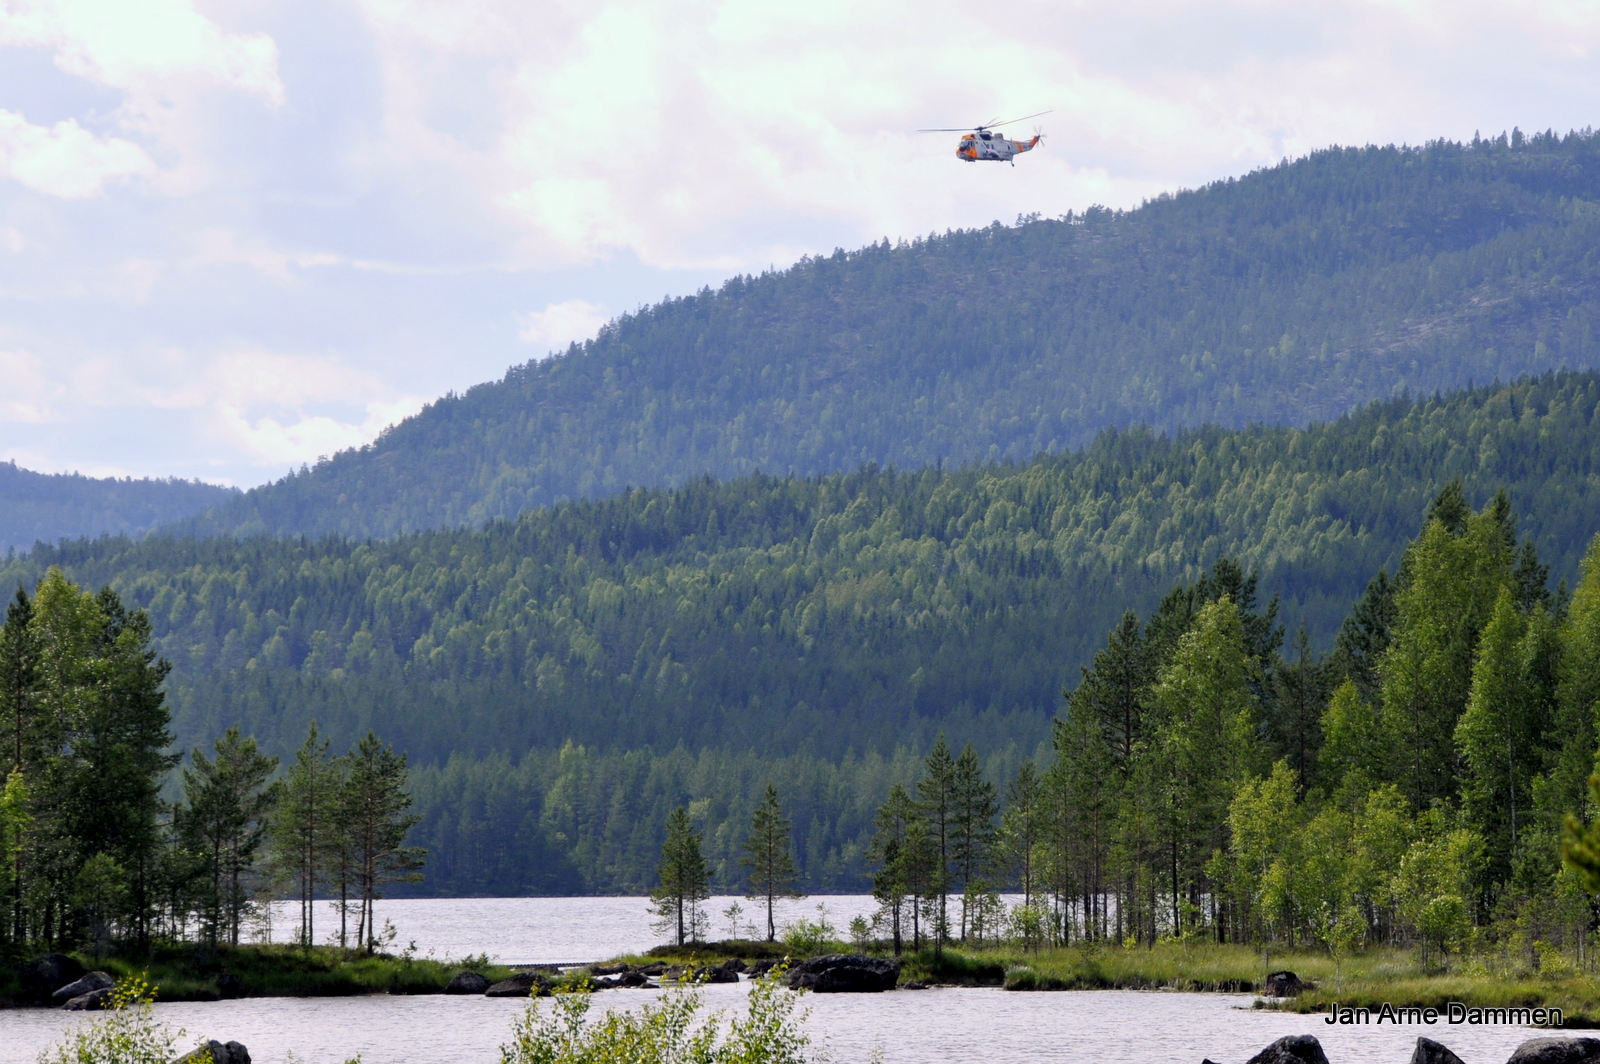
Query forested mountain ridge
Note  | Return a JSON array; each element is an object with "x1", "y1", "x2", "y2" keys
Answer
[
  {"x1": 7, "y1": 372, "x2": 1600, "y2": 776},
  {"x1": 181, "y1": 130, "x2": 1600, "y2": 540},
  {"x1": 0, "y1": 461, "x2": 236, "y2": 552}
]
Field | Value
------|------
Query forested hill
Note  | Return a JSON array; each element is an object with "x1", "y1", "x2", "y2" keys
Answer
[
  {"x1": 181, "y1": 130, "x2": 1600, "y2": 540},
  {"x1": 0, "y1": 461, "x2": 235, "y2": 552},
  {"x1": 5, "y1": 372, "x2": 1600, "y2": 773}
]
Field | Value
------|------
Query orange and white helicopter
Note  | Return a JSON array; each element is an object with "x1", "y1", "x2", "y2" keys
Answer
[{"x1": 919, "y1": 111, "x2": 1051, "y2": 165}]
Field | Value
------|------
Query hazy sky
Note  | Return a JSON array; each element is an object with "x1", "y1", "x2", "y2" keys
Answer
[{"x1": 2, "y1": 0, "x2": 1598, "y2": 487}]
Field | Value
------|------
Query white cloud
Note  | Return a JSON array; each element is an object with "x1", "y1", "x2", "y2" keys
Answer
[
  {"x1": 0, "y1": 109, "x2": 153, "y2": 198},
  {"x1": 0, "y1": 348, "x2": 58, "y2": 423},
  {"x1": 517, "y1": 299, "x2": 609, "y2": 352}
]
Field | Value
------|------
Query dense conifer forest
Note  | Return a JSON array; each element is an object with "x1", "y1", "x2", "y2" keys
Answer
[
  {"x1": 8, "y1": 373, "x2": 1600, "y2": 896},
  {"x1": 0, "y1": 463, "x2": 234, "y2": 553},
  {"x1": 179, "y1": 130, "x2": 1600, "y2": 540}
]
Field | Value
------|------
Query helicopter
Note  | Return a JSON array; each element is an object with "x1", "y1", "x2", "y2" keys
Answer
[{"x1": 918, "y1": 111, "x2": 1051, "y2": 165}]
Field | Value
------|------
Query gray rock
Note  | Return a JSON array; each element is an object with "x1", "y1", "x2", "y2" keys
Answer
[
  {"x1": 52, "y1": 970, "x2": 114, "y2": 1004},
  {"x1": 785, "y1": 954, "x2": 900, "y2": 993},
  {"x1": 62, "y1": 987, "x2": 113, "y2": 1011},
  {"x1": 702, "y1": 966, "x2": 739, "y2": 984},
  {"x1": 1412, "y1": 1037, "x2": 1466, "y2": 1064},
  {"x1": 485, "y1": 971, "x2": 551, "y2": 998},
  {"x1": 1262, "y1": 970, "x2": 1305, "y2": 997},
  {"x1": 20, "y1": 953, "x2": 87, "y2": 1002},
  {"x1": 745, "y1": 960, "x2": 778, "y2": 977},
  {"x1": 638, "y1": 962, "x2": 668, "y2": 976},
  {"x1": 1244, "y1": 1034, "x2": 1330, "y2": 1064},
  {"x1": 444, "y1": 970, "x2": 491, "y2": 995},
  {"x1": 1506, "y1": 1038, "x2": 1600, "y2": 1064},
  {"x1": 719, "y1": 958, "x2": 747, "y2": 973},
  {"x1": 175, "y1": 1039, "x2": 251, "y2": 1064}
]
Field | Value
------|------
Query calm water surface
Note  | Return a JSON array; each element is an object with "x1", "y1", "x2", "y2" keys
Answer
[{"x1": 0, "y1": 897, "x2": 1550, "y2": 1064}]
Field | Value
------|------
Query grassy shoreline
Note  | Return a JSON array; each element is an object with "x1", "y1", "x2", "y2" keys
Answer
[
  {"x1": 2, "y1": 944, "x2": 519, "y2": 1006},
  {"x1": 8, "y1": 938, "x2": 1598, "y2": 1027}
]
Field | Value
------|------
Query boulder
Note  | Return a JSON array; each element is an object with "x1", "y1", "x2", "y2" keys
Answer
[
  {"x1": 1411, "y1": 1037, "x2": 1466, "y2": 1064},
  {"x1": 745, "y1": 960, "x2": 778, "y2": 977},
  {"x1": 51, "y1": 970, "x2": 114, "y2": 1005},
  {"x1": 616, "y1": 971, "x2": 649, "y2": 988},
  {"x1": 719, "y1": 958, "x2": 747, "y2": 973},
  {"x1": 702, "y1": 966, "x2": 739, "y2": 984},
  {"x1": 175, "y1": 1039, "x2": 251, "y2": 1064},
  {"x1": 20, "y1": 953, "x2": 87, "y2": 1003},
  {"x1": 1506, "y1": 1039, "x2": 1600, "y2": 1064},
  {"x1": 485, "y1": 971, "x2": 552, "y2": 998},
  {"x1": 1244, "y1": 1034, "x2": 1330, "y2": 1064},
  {"x1": 445, "y1": 971, "x2": 492, "y2": 995},
  {"x1": 785, "y1": 954, "x2": 900, "y2": 993},
  {"x1": 1262, "y1": 971, "x2": 1305, "y2": 997},
  {"x1": 62, "y1": 987, "x2": 113, "y2": 1011},
  {"x1": 638, "y1": 962, "x2": 668, "y2": 976},
  {"x1": 590, "y1": 963, "x2": 631, "y2": 976}
]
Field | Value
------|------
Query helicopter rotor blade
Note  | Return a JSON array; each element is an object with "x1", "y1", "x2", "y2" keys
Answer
[
  {"x1": 915, "y1": 127, "x2": 978, "y2": 133},
  {"x1": 988, "y1": 110, "x2": 1053, "y2": 129}
]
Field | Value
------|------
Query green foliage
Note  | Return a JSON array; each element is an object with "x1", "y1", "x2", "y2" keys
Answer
[
  {"x1": 37, "y1": 975, "x2": 189, "y2": 1064},
  {"x1": 500, "y1": 976, "x2": 817, "y2": 1064},
  {"x1": 184, "y1": 133, "x2": 1600, "y2": 542}
]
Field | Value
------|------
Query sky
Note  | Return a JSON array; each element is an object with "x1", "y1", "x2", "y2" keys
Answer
[{"x1": 1, "y1": 0, "x2": 1599, "y2": 488}]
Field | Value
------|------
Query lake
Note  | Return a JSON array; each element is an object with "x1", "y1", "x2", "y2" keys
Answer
[{"x1": 0, "y1": 896, "x2": 1552, "y2": 1064}]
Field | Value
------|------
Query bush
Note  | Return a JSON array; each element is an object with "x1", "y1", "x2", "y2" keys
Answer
[
  {"x1": 500, "y1": 973, "x2": 816, "y2": 1064},
  {"x1": 39, "y1": 976, "x2": 202, "y2": 1064}
]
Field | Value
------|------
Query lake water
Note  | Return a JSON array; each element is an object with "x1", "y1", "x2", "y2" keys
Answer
[{"x1": 0, "y1": 897, "x2": 1553, "y2": 1064}]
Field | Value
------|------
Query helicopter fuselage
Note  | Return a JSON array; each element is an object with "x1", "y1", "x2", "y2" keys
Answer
[{"x1": 958, "y1": 130, "x2": 1040, "y2": 162}]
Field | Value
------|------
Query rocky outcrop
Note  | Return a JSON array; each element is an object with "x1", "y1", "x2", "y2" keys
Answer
[
  {"x1": 52, "y1": 971, "x2": 114, "y2": 1005},
  {"x1": 719, "y1": 958, "x2": 747, "y2": 973},
  {"x1": 1244, "y1": 1034, "x2": 1330, "y2": 1064},
  {"x1": 20, "y1": 953, "x2": 87, "y2": 1003},
  {"x1": 1410, "y1": 1037, "x2": 1466, "y2": 1064},
  {"x1": 1262, "y1": 971, "x2": 1305, "y2": 997},
  {"x1": 175, "y1": 1039, "x2": 251, "y2": 1064},
  {"x1": 485, "y1": 971, "x2": 552, "y2": 998},
  {"x1": 745, "y1": 960, "x2": 778, "y2": 977},
  {"x1": 62, "y1": 987, "x2": 113, "y2": 1011},
  {"x1": 445, "y1": 971, "x2": 492, "y2": 995},
  {"x1": 1506, "y1": 1038, "x2": 1600, "y2": 1064},
  {"x1": 785, "y1": 954, "x2": 900, "y2": 993}
]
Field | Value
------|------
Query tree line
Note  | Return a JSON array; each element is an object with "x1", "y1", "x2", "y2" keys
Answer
[{"x1": 0, "y1": 568, "x2": 423, "y2": 955}]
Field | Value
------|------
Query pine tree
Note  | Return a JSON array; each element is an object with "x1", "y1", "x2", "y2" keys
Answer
[
  {"x1": 868, "y1": 783, "x2": 917, "y2": 954},
  {"x1": 652, "y1": 806, "x2": 710, "y2": 947},
  {"x1": 344, "y1": 731, "x2": 424, "y2": 952},
  {"x1": 741, "y1": 784, "x2": 802, "y2": 941},
  {"x1": 181, "y1": 728, "x2": 280, "y2": 947},
  {"x1": 915, "y1": 735, "x2": 956, "y2": 951},
  {"x1": 998, "y1": 760, "x2": 1042, "y2": 909},
  {"x1": 272, "y1": 722, "x2": 340, "y2": 949},
  {"x1": 951, "y1": 744, "x2": 997, "y2": 939}
]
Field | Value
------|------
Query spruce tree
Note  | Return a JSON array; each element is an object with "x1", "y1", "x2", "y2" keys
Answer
[
  {"x1": 181, "y1": 728, "x2": 280, "y2": 947},
  {"x1": 915, "y1": 735, "x2": 956, "y2": 951},
  {"x1": 951, "y1": 744, "x2": 997, "y2": 940},
  {"x1": 741, "y1": 784, "x2": 803, "y2": 941}
]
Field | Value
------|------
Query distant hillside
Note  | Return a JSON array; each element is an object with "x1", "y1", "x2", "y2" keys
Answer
[
  {"x1": 0, "y1": 462, "x2": 235, "y2": 552},
  {"x1": 10, "y1": 373, "x2": 1600, "y2": 771},
  {"x1": 181, "y1": 130, "x2": 1600, "y2": 539}
]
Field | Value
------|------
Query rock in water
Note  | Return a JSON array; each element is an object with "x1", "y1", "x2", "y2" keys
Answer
[
  {"x1": 62, "y1": 987, "x2": 113, "y2": 1011},
  {"x1": 20, "y1": 953, "x2": 87, "y2": 1003},
  {"x1": 445, "y1": 971, "x2": 491, "y2": 995},
  {"x1": 485, "y1": 971, "x2": 552, "y2": 998},
  {"x1": 1244, "y1": 1034, "x2": 1330, "y2": 1064},
  {"x1": 720, "y1": 958, "x2": 748, "y2": 973},
  {"x1": 51, "y1": 971, "x2": 114, "y2": 1005},
  {"x1": 785, "y1": 954, "x2": 900, "y2": 993},
  {"x1": 176, "y1": 1040, "x2": 252, "y2": 1064},
  {"x1": 1506, "y1": 1038, "x2": 1600, "y2": 1064},
  {"x1": 1262, "y1": 971, "x2": 1305, "y2": 997},
  {"x1": 1411, "y1": 1037, "x2": 1466, "y2": 1064}
]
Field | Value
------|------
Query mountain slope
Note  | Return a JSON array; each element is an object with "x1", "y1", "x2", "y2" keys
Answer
[
  {"x1": 11, "y1": 373, "x2": 1600, "y2": 768},
  {"x1": 0, "y1": 462, "x2": 236, "y2": 552},
  {"x1": 182, "y1": 130, "x2": 1600, "y2": 540}
]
